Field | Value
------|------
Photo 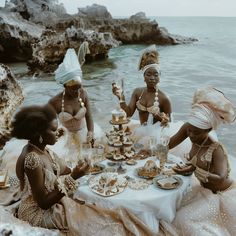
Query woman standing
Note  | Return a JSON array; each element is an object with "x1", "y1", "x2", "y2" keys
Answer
[{"x1": 49, "y1": 48, "x2": 102, "y2": 164}]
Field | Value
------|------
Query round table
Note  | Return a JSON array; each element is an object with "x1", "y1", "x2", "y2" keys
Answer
[{"x1": 74, "y1": 154, "x2": 191, "y2": 234}]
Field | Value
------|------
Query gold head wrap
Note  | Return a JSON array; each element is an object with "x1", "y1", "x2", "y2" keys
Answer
[{"x1": 138, "y1": 45, "x2": 160, "y2": 74}]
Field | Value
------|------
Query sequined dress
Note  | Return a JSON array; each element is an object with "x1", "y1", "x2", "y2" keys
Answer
[
  {"x1": 17, "y1": 149, "x2": 157, "y2": 236},
  {"x1": 164, "y1": 142, "x2": 236, "y2": 236}
]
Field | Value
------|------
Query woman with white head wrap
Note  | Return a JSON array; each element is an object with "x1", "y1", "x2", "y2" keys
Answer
[
  {"x1": 48, "y1": 48, "x2": 100, "y2": 165},
  {"x1": 163, "y1": 86, "x2": 236, "y2": 236}
]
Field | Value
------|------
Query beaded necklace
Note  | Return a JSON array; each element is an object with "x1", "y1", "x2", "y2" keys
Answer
[
  {"x1": 62, "y1": 90, "x2": 84, "y2": 114},
  {"x1": 153, "y1": 84, "x2": 160, "y2": 113},
  {"x1": 192, "y1": 136, "x2": 209, "y2": 159},
  {"x1": 138, "y1": 83, "x2": 160, "y2": 114}
]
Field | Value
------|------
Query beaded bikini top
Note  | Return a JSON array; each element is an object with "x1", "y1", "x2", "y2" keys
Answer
[{"x1": 188, "y1": 142, "x2": 230, "y2": 183}]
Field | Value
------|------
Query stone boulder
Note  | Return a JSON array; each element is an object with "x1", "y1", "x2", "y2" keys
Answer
[
  {"x1": 5, "y1": 0, "x2": 67, "y2": 25},
  {"x1": 0, "y1": 64, "x2": 24, "y2": 149},
  {"x1": 129, "y1": 12, "x2": 149, "y2": 21},
  {"x1": 78, "y1": 4, "x2": 112, "y2": 19},
  {"x1": 27, "y1": 26, "x2": 119, "y2": 73},
  {"x1": 0, "y1": 10, "x2": 44, "y2": 62},
  {"x1": 0, "y1": 1, "x2": 197, "y2": 72}
]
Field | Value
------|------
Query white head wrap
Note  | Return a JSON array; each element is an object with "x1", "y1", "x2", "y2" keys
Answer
[
  {"x1": 55, "y1": 48, "x2": 82, "y2": 85},
  {"x1": 142, "y1": 63, "x2": 160, "y2": 75},
  {"x1": 188, "y1": 104, "x2": 222, "y2": 130},
  {"x1": 188, "y1": 86, "x2": 236, "y2": 130}
]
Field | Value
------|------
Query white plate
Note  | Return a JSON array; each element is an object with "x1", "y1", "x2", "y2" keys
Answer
[
  {"x1": 89, "y1": 173, "x2": 127, "y2": 197},
  {"x1": 153, "y1": 175, "x2": 183, "y2": 190},
  {"x1": 136, "y1": 167, "x2": 159, "y2": 179},
  {"x1": 86, "y1": 164, "x2": 105, "y2": 175},
  {"x1": 128, "y1": 179, "x2": 150, "y2": 190},
  {"x1": 0, "y1": 184, "x2": 10, "y2": 189}
]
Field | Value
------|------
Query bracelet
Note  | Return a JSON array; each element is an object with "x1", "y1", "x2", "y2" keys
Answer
[
  {"x1": 56, "y1": 175, "x2": 78, "y2": 196},
  {"x1": 119, "y1": 94, "x2": 125, "y2": 103}
]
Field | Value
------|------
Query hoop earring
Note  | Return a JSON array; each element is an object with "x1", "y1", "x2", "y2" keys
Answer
[{"x1": 39, "y1": 136, "x2": 43, "y2": 144}]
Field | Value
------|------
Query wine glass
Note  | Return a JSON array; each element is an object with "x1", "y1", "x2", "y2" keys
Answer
[
  {"x1": 148, "y1": 136, "x2": 157, "y2": 157},
  {"x1": 156, "y1": 144, "x2": 169, "y2": 174}
]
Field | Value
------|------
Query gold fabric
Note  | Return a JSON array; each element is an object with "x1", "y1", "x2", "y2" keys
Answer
[
  {"x1": 161, "y1": 142, "x2": 236, "y2": 235},
  {"x1": 17, "y1": 149, "x2": 158, "y2": 236}
]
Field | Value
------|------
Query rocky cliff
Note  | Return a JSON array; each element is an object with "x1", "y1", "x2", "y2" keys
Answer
[
  {"x1": 0, "y1": 64, "x2": 24, "y2": 149},
  {"x1": 0, "y1": 1, "x2": 197, "y2": 73}
]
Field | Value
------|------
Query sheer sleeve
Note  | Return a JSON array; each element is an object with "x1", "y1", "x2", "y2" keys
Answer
[{"x1": 24, "y1": 152, "x2": 41, "y2": 170}]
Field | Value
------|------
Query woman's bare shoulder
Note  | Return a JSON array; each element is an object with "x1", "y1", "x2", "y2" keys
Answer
[
  {"x1": 48, "y1": 93, "x2": 63, "y2": 112},
  {"x1": 158, "y1": 90, "x2": 169, "y2": 99},
  {"x1": 133, "y1": 87, "x2": 145, "y2": 94}
]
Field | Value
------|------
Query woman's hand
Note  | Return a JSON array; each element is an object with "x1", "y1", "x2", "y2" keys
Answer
[
  {"x1": 71, "y1": 160, "x2": 89, "y2": 179},
  {"x1": 55, "y1": 128, "x2": 65, "y2": 139},
  {"x1": 172, "y1": 164, "x2": 195, "y2": 176},
  {"x1": 112, "y1": 83, "x2": 122, "y2": 99},
  {"x1": 160, "y1": 113, "x2": 169, "y2": 127},
  {"x1": 153, "y1": 112, "x2": 169, "y2": 126}
]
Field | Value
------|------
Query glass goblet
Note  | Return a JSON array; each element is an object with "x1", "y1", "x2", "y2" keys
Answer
[
  {"x1": 156, "y1": 144, "x2": 169, "y2": 173},
  {"x1": 148, "y1": 136, "x2": 157, "y2": 157}
]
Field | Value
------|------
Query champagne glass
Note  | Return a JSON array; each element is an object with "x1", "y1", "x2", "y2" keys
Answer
[
  {"x1": 156, "y1": 144, "x2": 169, "y2": 174},
  {"x1": 148, "y1": 136, "x2": 157, "y2": 157}
]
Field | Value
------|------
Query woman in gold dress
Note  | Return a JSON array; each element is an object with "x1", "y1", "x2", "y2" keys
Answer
[
  {"x1": 164, "y1": 86, "x2": 236, "y2": 235},
  {"x1": 12, "y1": 104, "x2": 158, "y2": 235}
]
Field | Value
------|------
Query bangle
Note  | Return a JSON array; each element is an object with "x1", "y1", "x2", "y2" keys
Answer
[
  {"x1": 87, "y1": 131, "x2": 94, "y2": 139},
  {"x1": 56, "y1": 175, "x2": 78, "y2": 196},
  {"x1": 119, "y1": 94, "x2": 125, "y2": 103}
]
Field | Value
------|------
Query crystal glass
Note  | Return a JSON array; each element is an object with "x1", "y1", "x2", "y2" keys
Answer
[
  {"x1": 148, "y1": 136, "x2": 157, "y2": 157},
  {"x1": 156, "y1": 144, "x2": 169, "y2": 172}
]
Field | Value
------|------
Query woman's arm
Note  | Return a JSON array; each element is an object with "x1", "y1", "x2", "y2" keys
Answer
[
  {"x1": 25, "y1": 153, "x2": 88, "y2": 210},
  {"x1": 83, "y1": 89, "x2": 94, "y2": 134},
  {"x1": 48, "y1": 94, "x2": 61, "y2": 114},
  {"x1": 159, "y1": 92, "x2": 172, "y2": 119},
  {"x1": 207, "y1": 145, "x2": 229, "y2": 183},
  {"x1": 25, "y1": 153, "x2": 66, "y2": 210},
  {"x1": 169, "y1": 123, "x2": 189, "y2": 149},
  {"x1": 119, "y1": 88, "x2": 140, "y2": 117}
]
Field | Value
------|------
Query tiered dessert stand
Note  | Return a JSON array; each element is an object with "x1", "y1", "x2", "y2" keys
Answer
[{"x1": 105, "y1": 117, "x2": 134, "y2": 173}]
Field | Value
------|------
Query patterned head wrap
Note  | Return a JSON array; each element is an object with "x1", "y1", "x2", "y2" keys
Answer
[
  {"x1": 138, "y1": 45, "x2": 160, "y2": 75},
  {"x1": 55, "y1": 48, "x2": 82, "y2": 85},
  {"x1": 188, "y1": 86, "x2": 236, "y2": 130}
]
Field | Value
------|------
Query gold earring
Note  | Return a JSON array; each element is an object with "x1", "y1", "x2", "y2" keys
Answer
[{"x1": 39, "y1": 136, "x2": 43, "y2": 144}]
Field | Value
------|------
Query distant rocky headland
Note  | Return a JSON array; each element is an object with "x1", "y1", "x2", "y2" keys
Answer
[{"x1": 0, "y1": 0, "x2": 197, "y2": 74}]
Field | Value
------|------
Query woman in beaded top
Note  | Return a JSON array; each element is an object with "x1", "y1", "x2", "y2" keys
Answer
[
  {"x1": 13, "y1": 105, "x2": 88, "y2": 228},
  {"x1": 48, "y1": 48, "x2": 102, "y2": 164},
  {"x1": 163, "y1": 86, "x2": 236, "y2": 235},
  {"x1": 112, "y1": 45, "x2": 171, "y2": 126},
  {"x1": 12, "y1": 105, "x2": 157, "y2": 235},
  {"x1": 112, "y1": 45, "x2": 190, "y2": 156}
]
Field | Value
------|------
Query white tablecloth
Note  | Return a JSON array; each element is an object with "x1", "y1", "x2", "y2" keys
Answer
[{"x1": 74, "y1": 154, "x2": 191, "y2": 234}]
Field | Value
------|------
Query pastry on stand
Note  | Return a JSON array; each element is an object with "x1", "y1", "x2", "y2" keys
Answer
[{"x1": 105, "y1": 110, "x2": 135, "y2": 173}]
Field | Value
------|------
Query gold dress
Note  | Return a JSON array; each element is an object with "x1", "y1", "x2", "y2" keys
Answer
[
  {"x1": 17, "y1": 150, "x2": 156, "y2": 236},
  {"x1": 164, "y1": 142, "x2": 236, "y2": 236}
]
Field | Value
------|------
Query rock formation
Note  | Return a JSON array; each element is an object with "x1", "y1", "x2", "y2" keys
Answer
[
  {"x1": 0, "y1": 64, "x2": 24, "y2": 149},
  {"x1": 0, "y1": 1, "x2": 197, "y2": 73}
]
